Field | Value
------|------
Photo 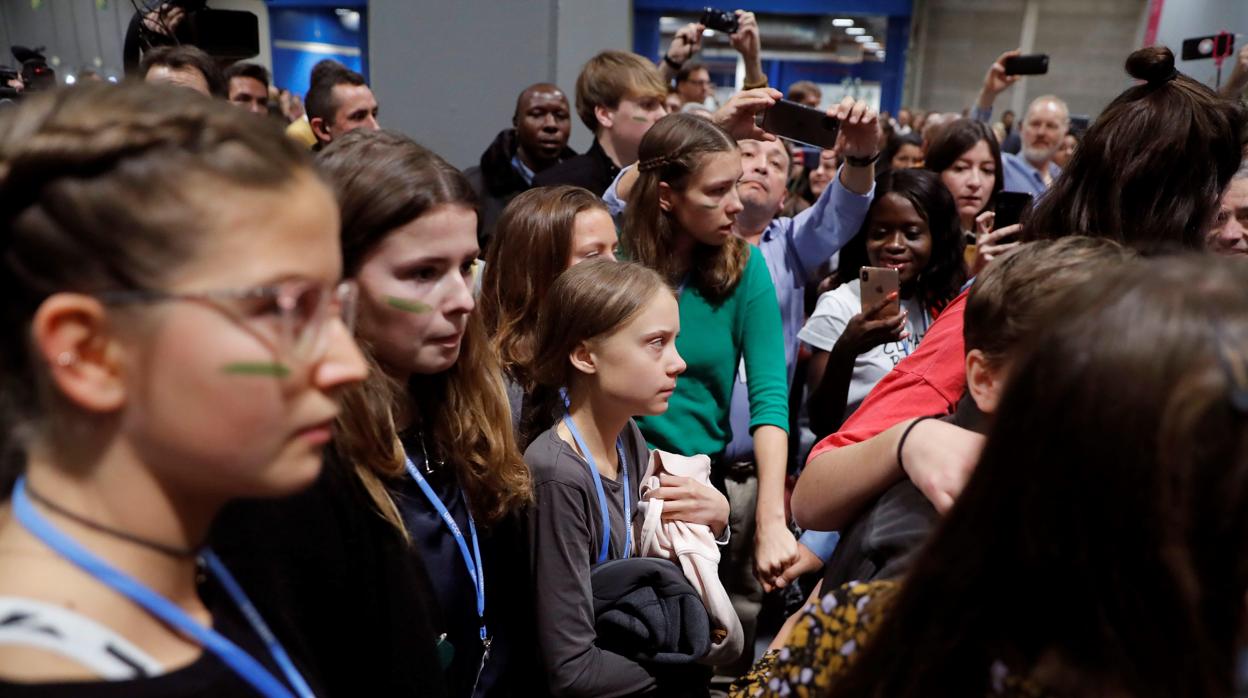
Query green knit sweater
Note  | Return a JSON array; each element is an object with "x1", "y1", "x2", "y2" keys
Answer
[{"x1": 636, "y1": 247, "x2": 789, "y2": 458}]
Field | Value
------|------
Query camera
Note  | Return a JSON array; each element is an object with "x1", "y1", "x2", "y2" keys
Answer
[{"x1": 700, "y1": 8, "x2": 739, "y2": 34}]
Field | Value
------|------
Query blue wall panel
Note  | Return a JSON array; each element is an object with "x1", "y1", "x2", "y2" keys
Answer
[{"x1": 268, "y1": 6, "x2": 367, "y2": 98}]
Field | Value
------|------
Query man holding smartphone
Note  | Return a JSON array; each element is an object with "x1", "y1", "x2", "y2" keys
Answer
[{"x1": 971, "y1": 50, "x2": 1069, "y2": 197}]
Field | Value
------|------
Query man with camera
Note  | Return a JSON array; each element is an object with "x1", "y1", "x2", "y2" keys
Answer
[{"x1": 662, "y1": 9, "x2": 769, "y2": 109}]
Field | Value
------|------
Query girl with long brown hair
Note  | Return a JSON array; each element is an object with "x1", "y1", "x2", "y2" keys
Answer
[
  {"x1": 522, "y1": 259, "x2": 729, "y2": 696},
  {"x1": 315, "y1": 129, "x2": 533, "y2": 697},
  {"x1": 478, "y1": 185, "x2": 617, "y2": 426},
  {"x1": 620, "y1": 114, "x2": 798, "y2": 595}
]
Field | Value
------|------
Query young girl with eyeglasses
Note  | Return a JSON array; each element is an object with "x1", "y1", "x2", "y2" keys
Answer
[{"x1": 0, "y1": 84, "x2": 366, "y2": 696}]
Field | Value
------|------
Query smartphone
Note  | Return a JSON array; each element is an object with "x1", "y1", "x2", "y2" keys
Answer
[
  {"x1": 759, "y1": 99, "x2": 840, "y2": 150},
  {"x1": 993, "y1": 191, "x2": 1034, "y2": 234},
  {"x1": 860, "y1": 267, "x2": 900, "y2": 316},
  {"x1": 1182, "y1": 33, "x2": 1235, "y2": 61},
  {"x1": 1003, "y1": 54, "x2": 1049, "y2": 76},
  {"x1": 700, "y1": 7, "x2": 739, "y2": 34}
]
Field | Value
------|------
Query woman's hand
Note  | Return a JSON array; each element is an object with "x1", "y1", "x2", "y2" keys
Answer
[
  {"x1": 971, "y1": 211, "x2": 1022, "y2": 275},
  {"x1": 645, "y1": 474, "x2": 730, "y2": 536},
  {"x1": 840, "y1": 291, "x2": 907, "y2": 356},
  {"x1": 754, "y1": 522, "x2": 799, "y2": 591}
]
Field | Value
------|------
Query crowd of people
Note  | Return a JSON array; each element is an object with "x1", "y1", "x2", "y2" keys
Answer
[{"x1": 3, "y1": 6, "x2": 1248, "y2": 697}]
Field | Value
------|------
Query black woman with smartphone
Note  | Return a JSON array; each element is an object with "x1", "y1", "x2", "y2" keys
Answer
[{"x1": 800, "y1": 169, "x2": 966, "y2": 437}]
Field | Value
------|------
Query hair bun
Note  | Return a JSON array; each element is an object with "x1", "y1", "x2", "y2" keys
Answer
[{"x1": 1126, "y1": 46, "x2": 1177, "y2": 85}]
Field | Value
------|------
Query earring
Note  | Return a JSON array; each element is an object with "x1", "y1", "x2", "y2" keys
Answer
[{"x1": 55, "y1": 351, "x2": 77, "y2": 367}]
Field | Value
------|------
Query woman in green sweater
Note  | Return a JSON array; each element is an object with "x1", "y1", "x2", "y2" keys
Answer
[{"x1": 620, "y1": 113, "x2": 798, "y2": 590}]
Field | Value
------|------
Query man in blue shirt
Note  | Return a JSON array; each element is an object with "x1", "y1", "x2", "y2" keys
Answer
[{"x1": 971, "y1": 50, "x2": 1069, "y2": 197}]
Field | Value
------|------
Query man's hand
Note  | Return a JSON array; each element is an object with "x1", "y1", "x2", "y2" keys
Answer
[
  {"x1": 754, "y1": 520, "x2": 799, "y2": 590},
  {"x1": 142, "y1": 3, "x2": 186, "y2": 37},
  {"x1": 666, "y1": 22, "x2": 704, "y2": 67},
  {"x1": 832, "y1": 97, "x2": 880, "y2": 160},
  {"x1": 1222, "y1": 43, "x2": 1248, "y2": 98},
  {"x1": 713, "y1": 87, "x2": 783, "y2": 141},
  {"x1": 978, "y1": 49, "x2": 1021, "y2": 109},
  {"x1": 644, "y1": 474, "x2": 730, "y2": 536},
  {"x1": 729, "y1": 11, "x2": 761, "y2": 62},
  {"x1": 900, "y1": 419, "x2": 985, "y2": 514}
]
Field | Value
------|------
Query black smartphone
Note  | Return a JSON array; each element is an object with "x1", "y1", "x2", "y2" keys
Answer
[
  {"x1": 700, "y1": 8, "x2": 739, "y2": 34},
  {"x1": 993, "y1": 192, "x2": 1033, "y2": 235},
  {"x1": 759, "y1": 100, "x2": 839, "y2": 150},
  {"x1": 1003, "y1": 54, "x2": 1049, "y2": 76},
  {"x1": 1181, "y1": 33, "x2": 1235, "y2": 61},
  {"x1": 1068, "y1": 114, "x2": 1090, "y2": 136}
]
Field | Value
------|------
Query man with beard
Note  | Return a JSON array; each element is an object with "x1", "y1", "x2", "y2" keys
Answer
[
  {"x1": 466, "y1": 83, "x2": 575, "y2": 246},
  {"x1": 1001, "y1": 95, "x2": 1068, "y2": 196}
]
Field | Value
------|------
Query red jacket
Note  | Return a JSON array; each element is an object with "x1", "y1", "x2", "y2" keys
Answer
[{"x1": 807, "y1": 288, "x2": 970, "y2": 460}]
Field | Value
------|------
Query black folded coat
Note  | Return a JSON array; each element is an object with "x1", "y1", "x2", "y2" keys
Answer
[{"x1": 591, "y1": 557, "x2": 711, "y2": 665}]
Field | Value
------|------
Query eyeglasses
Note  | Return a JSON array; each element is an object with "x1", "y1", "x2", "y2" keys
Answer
[{"x1": 96, "y1": 280, "x2": 358, "y2": 364}]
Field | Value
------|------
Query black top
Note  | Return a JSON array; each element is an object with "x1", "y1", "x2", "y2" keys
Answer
[
  {"x1": 524, "y1": 420, "x2": 657, "y2": 697},
  {"x1": 530, "y1": 138, "x2": 621, "y2": 197},
  {"x1": 390, "y1": 436, "x2": 539, "y2": 698},
  {"x1": 0, "y1": 571, "x2": 317, "y2": 697},
  {"x1": 209, "y1": 451, "x2": 449, "y2": 698}
]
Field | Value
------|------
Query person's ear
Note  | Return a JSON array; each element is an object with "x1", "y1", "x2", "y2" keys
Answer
[
  {"x1": 965, "y1": 349, "x2": 1005, "y2": 415},
  {"x1": 31, "y1": 294, "x2": 128, "y2": 414},
  {"x1": 776, "y1": 188, "x2": 788, "y2": 214},
  {"x1": 569, "y1": 341, "x2": 598, "y2": 376},
  {"x1": 658, "y1": 181, "x2": 677, "y2": 213},
  {"x1": 595, "y1": 104, "x2": 615, "y2": 131},
  {"x1": 309, "y1": 116, "x2": 332, "y2": 143}
]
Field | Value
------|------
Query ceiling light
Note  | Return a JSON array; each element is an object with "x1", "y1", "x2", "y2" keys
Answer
[
  {"x1": 846, "y1": 27, "x2": 865, "y2": 35},
  {"x1": 832, "y1": 18, "x2": 854, "y2": 27},
  {"x1": 855, "y1": 35, "x2": 874, "y2": 43}
]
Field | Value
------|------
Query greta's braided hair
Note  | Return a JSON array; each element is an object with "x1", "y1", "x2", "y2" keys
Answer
[{"x1": 0, "y1": 82, "x2": 312, "y2": 486}]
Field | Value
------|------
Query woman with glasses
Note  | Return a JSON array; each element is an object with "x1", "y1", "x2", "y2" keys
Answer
[
  {"x1": 0, "y1": 83, "x2": 367, "y2": 695},
  {"x1": 314, "y1": 129, "x2": 535, "y2": 698}
]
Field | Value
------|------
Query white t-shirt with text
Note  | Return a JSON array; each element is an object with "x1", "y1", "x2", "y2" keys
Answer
[{"x1": 798, "y1": 278, "x2": 932, "y2": 422}]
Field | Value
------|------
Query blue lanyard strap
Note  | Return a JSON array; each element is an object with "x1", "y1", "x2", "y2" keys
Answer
[
  {"x1": 11, "y1": 477, "x2": 314, "y2": 698},
  {"x1": 403, "y1": 457, "x2": 488, "y2": 645},
  {"x1": 561, "y1": 414, "x2": 631, "y2": 564}
]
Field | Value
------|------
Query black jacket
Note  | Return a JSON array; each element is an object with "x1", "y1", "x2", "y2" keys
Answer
[
  {"x1": 530, "y1": 138, "x2": 620, "y2": 198},
  {"x1": 591, "y1": 557, "x2": 711, "y2": 664},
  {"x1": 210, "y1": 453, "x2": 449, "y2": 698},
  {"x1": 464, "y1": 128, "x2": 576, "y2": 249}
]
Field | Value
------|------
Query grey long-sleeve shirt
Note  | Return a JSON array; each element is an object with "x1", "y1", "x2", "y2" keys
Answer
[{"x1": 524, "y1": 420, "x2": 652, "y2": 697}]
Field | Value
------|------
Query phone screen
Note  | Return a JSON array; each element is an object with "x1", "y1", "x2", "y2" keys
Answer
[{"x1": 760, "y1": 100, "x2": 840, "y2": 150}]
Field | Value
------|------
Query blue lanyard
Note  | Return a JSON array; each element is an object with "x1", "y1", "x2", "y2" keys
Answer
[
  {"x1": 402, "y1": 456, "x2": 488, "y2": 648},
  {"x1": 561, "y1": 415, "x2": 631, "y2": 564},
  {"x1": 11, "y1": 477, "x2": 315, "y2": 698}
]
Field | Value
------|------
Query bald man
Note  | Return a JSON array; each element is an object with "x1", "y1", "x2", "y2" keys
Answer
[{"x1": 465, "y1": 82, "x2": 576, "y2": 246}]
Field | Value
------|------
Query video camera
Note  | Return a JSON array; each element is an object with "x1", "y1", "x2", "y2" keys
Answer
[
  {"x1": 124, "y1": 1, "x2": 259, "y2": 74},
  {"x1": 0, "y1": 46, "x2": 56, "y2": 104}
]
